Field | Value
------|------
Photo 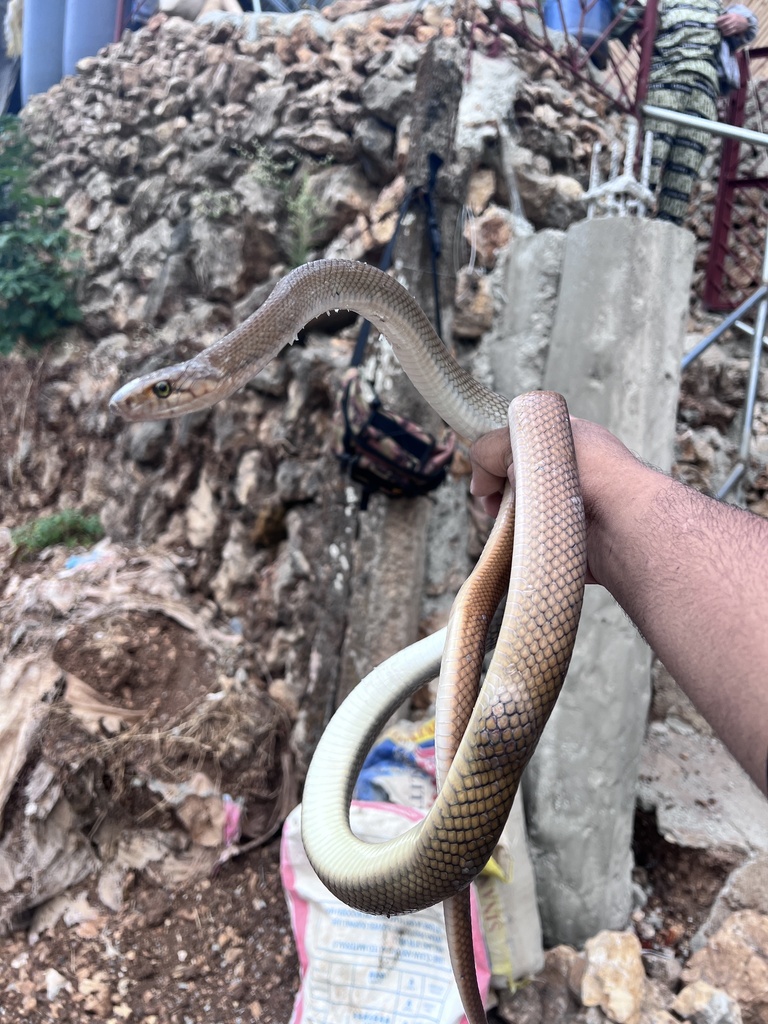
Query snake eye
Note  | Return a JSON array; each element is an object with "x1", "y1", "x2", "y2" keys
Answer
[{"x1": 152, "y1": 381, "x2": 172, "y2": 399}]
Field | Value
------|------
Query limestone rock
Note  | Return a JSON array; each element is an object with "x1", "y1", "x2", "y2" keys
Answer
[
  {"x1": 693, "y1": 856, "x2": 768, "y2": 949},
  {"x1": 186, "y1": 472, "x2": 218, "y2": 549},
  {"x1": 453, "y1": 267, "x2": 494, "y2": 340},
  {"x1": 672, "y1": 982, "x2": 743, "y2": 1024},
  {"x1": 466, "y1": 168, "x2": 496, "y2": 215},
  {"x1": 369, "y1": 175, "x2": 407, "y2": 245},
  {"x1": 303, "y1": 163, "x2": 378, "y2": 246},
  {"x1": 515, "y1": 166, "x2": 585, "y2": 231},
  {"x1": 683, "y1": 911, "x2": 768, "y2": 1024},
  {"x1": 360, "y1": 38, "x2": 420, "y2": 126},
  {"x1": 465, "y1": 204, "x2": 515, "y2": 270},
  {"x1": 353, "y1": 115, "x2": 397, "y2": 184},
  {"x1": 581, "y1": 931, "x2": 645, "y2": 1024}
]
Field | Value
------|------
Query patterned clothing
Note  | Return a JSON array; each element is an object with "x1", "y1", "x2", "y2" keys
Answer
[
  {"x1": 649, "y1": 0, "x2": 722, "y2": 86},
  {"x1": 613, "y1": 0, "x2": 757, "y2": 223},
  {"x1": 645, "y1": 0, "x2": 722, "y2": 225},
  {"x1": 646, "y1": 73, "x2": 719, "y2": 224}
]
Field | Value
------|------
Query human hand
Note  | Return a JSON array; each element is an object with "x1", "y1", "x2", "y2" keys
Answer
[
  {"x1": 716, "y1": 11, "x2": 750, "y2": 36},
  {"x1": 470, "y1": 415, "x2": 649, "y2": 587}
]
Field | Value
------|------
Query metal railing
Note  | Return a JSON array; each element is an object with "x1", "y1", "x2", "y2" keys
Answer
[
  {"x1": 491, "y1": 0, "x2": 656, "y2": 117},
  {"x1": 703, "y1": 48, "x2": 768, "y2": 311},
  {"x1": 664, "y1": 109, "x2": 768, "y2": 499}
]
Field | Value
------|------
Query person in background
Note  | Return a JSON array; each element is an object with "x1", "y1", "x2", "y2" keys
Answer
[{"x1": 615, "y1": 0, "x2": 757, "y2": 225}]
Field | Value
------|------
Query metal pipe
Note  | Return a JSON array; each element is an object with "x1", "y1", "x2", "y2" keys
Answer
[
  {"x1": 681, "y1": 285, "x2": 768, "y2": 369},
  {"x1": 716, "y1": 461, "x2": 745, "y2": 499},
  {"x1": 114, "y1": 0, "x2": 126, "y2": 41},
  {"x1": 734, "y1": 320, "x2": 768, "y2": 347},
  {"x1": 634, "y1": 0, "x2": 657, "y2": 116},
  {"x1": 642, "y1": 104, "x2": 768, "y2": 148},
  {"x1": 738, "y1": 294, "x2": 768, "y2": 457},
  {"x1": 715, "y1": 219, "x2": 768, "y2": 499}
]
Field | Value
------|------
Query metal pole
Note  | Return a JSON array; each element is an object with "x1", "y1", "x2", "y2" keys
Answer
[
  {"x1": 716, "y1": 217, "x2": 768, "y2": 499},
  {"x1": 114, "y1": 0, "x2": 126, "y2": 42},
  {"x1": 734, "y1": 320, "x2": 768, "y2": 348},
  {"x1": 643, "y1": 105, "x2": 768, "y2": 148},
  {"x1": 634, "y1": 0, "x2": 657, "y2": 117},
  {"x1": 681, "y1": 285, "x2": 768, "y2": 369}
]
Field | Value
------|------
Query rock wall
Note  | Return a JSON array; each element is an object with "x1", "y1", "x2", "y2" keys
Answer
[{"x1": 6, "y1": 0, "x2": 623, "y2": 771}]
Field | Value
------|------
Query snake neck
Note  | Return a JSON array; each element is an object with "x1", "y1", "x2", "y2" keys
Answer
[{"x1": 206, "y1": 260, "x2": 509, "y2": 442}]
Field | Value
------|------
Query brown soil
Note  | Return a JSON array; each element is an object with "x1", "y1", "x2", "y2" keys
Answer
[
  {"x1": 0, "y1": 841, "x2": 300, "y2": 1024},
  {"x1": 632, "y1": 808, "x2": 744, "y2": 961}
]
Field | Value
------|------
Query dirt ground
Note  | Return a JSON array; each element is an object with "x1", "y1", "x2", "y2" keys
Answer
[
  {"x1": 0, "y1": 800, "x2": 735, "y2": 1024},
  {"x1": 0, "y1": 840, "x2": 299, "y2": 1024}
]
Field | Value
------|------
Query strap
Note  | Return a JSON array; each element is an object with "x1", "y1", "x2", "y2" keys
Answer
[{"x1": 350, "y1": 153, "x2": 444, "y2": 369}]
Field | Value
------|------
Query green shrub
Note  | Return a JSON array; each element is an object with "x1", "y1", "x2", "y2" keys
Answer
[
  {"x1": 11, "y1": 509, "x2": 104, "y2": 559},
  {"x1": 0, "y1": 116, "x2": 81, "y2": 353}
]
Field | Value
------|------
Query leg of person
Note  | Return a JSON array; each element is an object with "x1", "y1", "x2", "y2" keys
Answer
[
  {"x1": 655, "y1": 75, "x2": 718, "y2": 225},
  {"x1": 644, "y1": 81, "x2": 682, "y2": 194}
]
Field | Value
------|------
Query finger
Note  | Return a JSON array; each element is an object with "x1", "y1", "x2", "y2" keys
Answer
[
  {"x1": 469, "y1": 462, "x2": 505, "y2": 516},
  {"x1": 469, "y1": 428, "x2": 513, "y2": 485},
  {"x1": 478, "y1": 491, "x2": 503, "y2": 518}
]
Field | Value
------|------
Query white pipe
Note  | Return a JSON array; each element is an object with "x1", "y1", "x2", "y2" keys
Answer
[{"x1": 642, "y1": 104, "x2": 768, "y2": 149}]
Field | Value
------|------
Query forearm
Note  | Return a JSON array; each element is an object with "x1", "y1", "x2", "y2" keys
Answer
[
  {"x1": 471, "y1": 419, "x2": 768, "y2": 794},
  {"x1": 591, "y1": 462, "x2": 768, "y2": 794}
]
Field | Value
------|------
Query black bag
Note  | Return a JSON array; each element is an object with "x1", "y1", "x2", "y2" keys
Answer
[{"x1": 335, "y1": 369, "x2": 455, "y2": 509}]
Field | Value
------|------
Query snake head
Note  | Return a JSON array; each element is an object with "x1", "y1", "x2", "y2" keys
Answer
[{"x1": 109, "y1": 360, "x2": 227, "y2": 421}]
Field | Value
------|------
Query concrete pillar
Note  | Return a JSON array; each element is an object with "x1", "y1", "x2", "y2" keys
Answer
[
  {"x1": 522, "y1": 218, "x2": 695, "y2": 946},
  {"x1": 337, "y1": 37, "x2": 465, "y2": 705},
  {"x1": 486, "y1": 229, "x2": 566, "y2": 399}
]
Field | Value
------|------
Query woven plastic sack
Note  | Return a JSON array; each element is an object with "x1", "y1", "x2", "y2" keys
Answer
[{"x1": 281, "y1": 801, "x2": 491, "y2": 1024}]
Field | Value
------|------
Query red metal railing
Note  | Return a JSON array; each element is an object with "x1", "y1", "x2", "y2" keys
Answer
[
  {"x1": 490, "y1": 0, "x2": 656, "y2": 118},
  {"x1": 704, "y1": 47, "x2": 768, "y2": 310}
]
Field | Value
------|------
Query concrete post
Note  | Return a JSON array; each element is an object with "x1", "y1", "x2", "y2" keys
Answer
[
  {"x1": 486, "y1": 229, "x2": 566, "y2": 399},
  {"x1": 522, "y1": 218, "x2": 695, "y2": 946},
  {"x1": 337, "y1": 37, "x2": 465, "y2": 705}
]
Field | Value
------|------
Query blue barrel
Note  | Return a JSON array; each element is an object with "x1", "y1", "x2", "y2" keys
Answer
[
  {"x1": 62, "y1": 0, "x2": 120, "y2": 77},
  {"x1": 20, "y1": 0, "x2": 66, "y2": 105},
  {"x1": 543, "y1": 0, "x2": 612, "y2": 46}
]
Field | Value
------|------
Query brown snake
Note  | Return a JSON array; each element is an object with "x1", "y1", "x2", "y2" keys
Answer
[{"x1": 110, "y1": 259, "x2": 587, "y2": 1024}]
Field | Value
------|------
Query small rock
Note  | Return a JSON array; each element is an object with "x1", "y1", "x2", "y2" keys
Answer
[
  {"x1": 186, "y1": 471, "x2": 218, "y2": 548},
  {"x1": 642, "y1": 948, "x2": 682, "y2": 988},
  {"x1": 683, "y1": 911, "x2": 768, "y2": 1024},
  {"x1": 44, "y1": 968, "x2": 70, "y2": 1000},
  {"x1": 672, "y1": 981, "x2": 743, "y2": 1024},
  {"x1": 453, "y1": 268, "x2": 494, "y2": 340},
  {"x1": 545, "y1": 943, "x2": 585, "y2": 998},
  {"x1": 693, "y1": 856, "x2": 768, "y2": 950},
  {"x1": 581, "y1": 931, "x2": 645, "y2": 1024},
  {"x1": 467, "y1": 168, "x2": 496, "y2": 215},
  {"x1": 464, "y1": 204, "x2": 514, "y2": 269}
]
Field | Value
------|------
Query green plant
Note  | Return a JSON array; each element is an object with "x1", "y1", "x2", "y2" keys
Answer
[
  {"x1": 285, "y1": 173, "x2": 319, "y2": 269},
  {"x1": 11, "y1": 509, "x2": 104, "y2": 559},
  {"x1": 0, "y1": 116, "x2": 81, "y2": 353},
  {"x1": 243, "y1": 144, "x2": 325, "y2": 268},
  {"x1": 191, "y1": 188, "x2": 241, "y2": 221}
]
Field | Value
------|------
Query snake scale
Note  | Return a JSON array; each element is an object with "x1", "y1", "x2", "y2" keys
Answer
[{"x1": 110, "y1": 259, "x2": 587, "y2": 1024}]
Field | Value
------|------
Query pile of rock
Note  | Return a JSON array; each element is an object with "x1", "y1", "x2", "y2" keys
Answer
[
  {"x1": 499, "y1": 918, "x2": 768, "y2": 1024},
  {"x1": 8, "y1": 0, "x2": 627, "y2": 759},
  {"x1": 19, "y1": 1, "x2": 611, "y2": 345}
]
